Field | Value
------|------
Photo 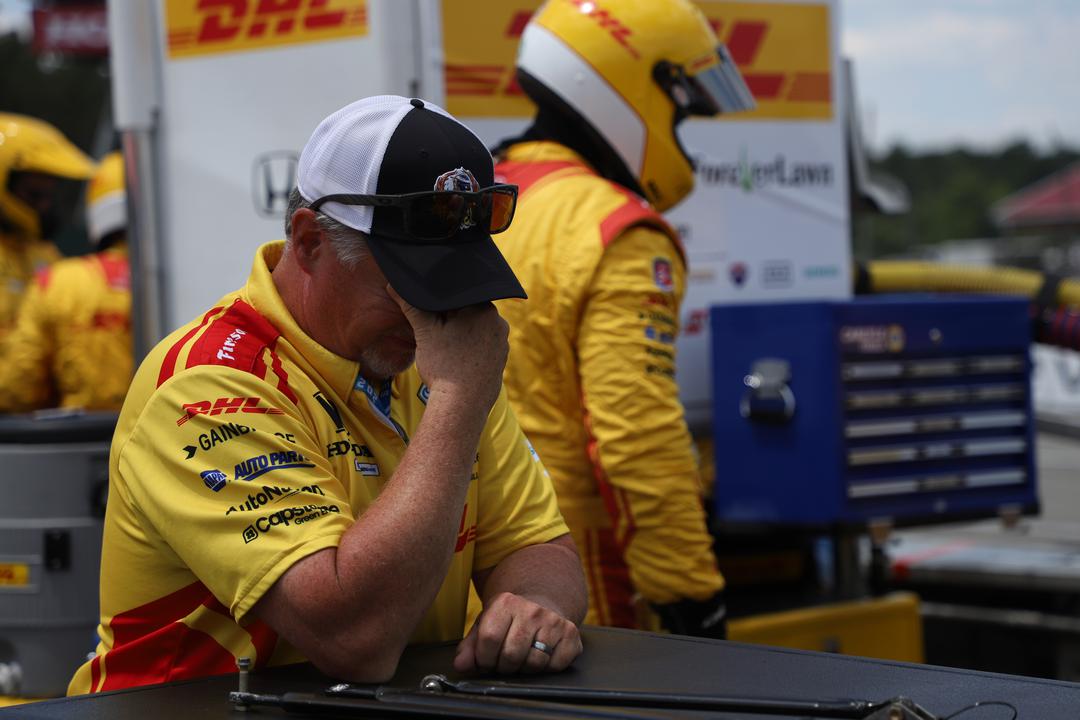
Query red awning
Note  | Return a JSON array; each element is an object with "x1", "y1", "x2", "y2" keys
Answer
[{"x1": 994, "y1": 162, "x2": 1080, "y2": 231}]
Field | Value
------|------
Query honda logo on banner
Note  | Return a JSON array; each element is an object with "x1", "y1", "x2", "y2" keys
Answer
[{"x1": 252, "y1": 151, "x2": 298, "y2": 218}]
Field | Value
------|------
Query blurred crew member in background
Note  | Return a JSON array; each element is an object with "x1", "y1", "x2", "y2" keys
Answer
[
  {"x1": 493, "y1": 0, "x2": 755, "y2": 637},
  {"x1": 0, "y1": 152, "x2": 132, "y2": 412},
  {"x1": 0, "y1": 113, "x2": 95, "y2": 343}
]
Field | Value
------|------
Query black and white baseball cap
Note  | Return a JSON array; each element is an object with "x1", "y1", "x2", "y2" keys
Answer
[{"x1": 297, "y1": 95, "x2": 526, "y2": 312}]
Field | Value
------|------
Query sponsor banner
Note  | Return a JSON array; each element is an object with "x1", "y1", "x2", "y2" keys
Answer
[
  {"x1": 696, "y1": 1, "x2": 832, "y2": 121},
  {"x1": 32, "y1": 5, "x2": 109, "y2": 56},
  {"x1": 442, "y1": 0, "x2": 830, "y2": 121},
  {"x1": 165, "y1": 0, "x2": 368, "y2": 60}
]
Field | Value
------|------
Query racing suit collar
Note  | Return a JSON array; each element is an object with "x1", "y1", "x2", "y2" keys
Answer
[{"x1": 499, "y1": 141, "x2": 594, "y2": 170}]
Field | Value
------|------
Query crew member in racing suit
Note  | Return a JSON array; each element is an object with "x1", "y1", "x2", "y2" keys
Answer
[
  {"x1": 493, "y1": 0, "x2": 755, "y2": 636},
  {"x1": 0, "y1": 151, "x2": 131, "y2": 412},
  {"x1": 0, "y1": 114, "x2": 94, "y2": 344}
]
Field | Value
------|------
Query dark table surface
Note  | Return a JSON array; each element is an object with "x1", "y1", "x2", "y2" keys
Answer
[{"x1": 6, "y1": 626, "x2": 1079, "y2": 719}]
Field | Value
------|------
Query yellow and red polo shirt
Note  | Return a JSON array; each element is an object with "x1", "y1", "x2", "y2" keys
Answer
[{"x1": 68, "y1": 241, "x2": 567, "y2": 695}]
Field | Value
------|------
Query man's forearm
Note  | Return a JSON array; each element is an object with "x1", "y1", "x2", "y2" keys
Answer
[
  {"x1": 475, "y1": 535, "x2": 588, "y2": 624},
  {"x1": 336, "y1": 390, "x2": 487, "y2": 621},
  {"x1": 257, "y1": 390, "x2": 490, "y2": 681}
]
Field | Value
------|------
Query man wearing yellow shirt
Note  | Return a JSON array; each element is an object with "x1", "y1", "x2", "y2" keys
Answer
[
  {"x1": 0, "y1": 114, "x2": 95, "y2": 343},
  {"x1": 493, "y1": 0, "x2": 755, "y2": 636},
  {"x1": 69, "y1": 96, "x2": 586, "y2": 694},
  {"x1": 0, "y1": 151, "x2": 131, "y2": 412}
]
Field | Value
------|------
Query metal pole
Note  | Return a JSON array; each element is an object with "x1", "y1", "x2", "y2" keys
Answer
[
  {"x1": 120, "y1": 129, "x2": 166, "y2": 360},
  {"x1": 109, "y1": 0, "x2": 165, "y2": 358}
]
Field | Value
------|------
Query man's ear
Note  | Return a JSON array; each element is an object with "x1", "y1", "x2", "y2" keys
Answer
[{"x1": 289, "y1": 208, "x2": 324, "y2": 272}]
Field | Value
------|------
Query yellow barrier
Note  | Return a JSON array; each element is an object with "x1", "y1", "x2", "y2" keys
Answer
[{"x1": 728, "y1": 592, "x2": 924, "y2": 663}]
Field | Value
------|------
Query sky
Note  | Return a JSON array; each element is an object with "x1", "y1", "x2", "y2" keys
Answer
[
  {"x1": 843, "y1": 0, "x2": 1079, "y2": 152},
  {"x1": 2, "y1": 0, "x2": 1077, "y2": 153}
]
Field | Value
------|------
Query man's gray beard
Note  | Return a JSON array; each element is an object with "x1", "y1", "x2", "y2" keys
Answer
[{"x1": 358, "y1": 344, "x2": 414, "y2": 381}]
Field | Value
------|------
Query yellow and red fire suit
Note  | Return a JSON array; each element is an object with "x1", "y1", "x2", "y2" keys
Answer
[
  {"x1": 0, "y1": 230, "x2": 60, "y2": 344},
  {"x1": 494, "y1": 141, "x2": 723, "y2": 629},
  {"x1": 0, "y1": 243, "x2": 131, "y2": 412}
]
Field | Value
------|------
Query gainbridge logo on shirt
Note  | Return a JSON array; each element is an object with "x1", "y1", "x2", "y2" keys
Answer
[{"x1": 442, "y1": 0, "x2": 832, "y2": 121}]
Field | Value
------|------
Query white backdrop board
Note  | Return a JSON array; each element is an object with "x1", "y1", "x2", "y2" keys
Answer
[{"x1": 114, "y1": 0, "x2": 434, "y2": 334}]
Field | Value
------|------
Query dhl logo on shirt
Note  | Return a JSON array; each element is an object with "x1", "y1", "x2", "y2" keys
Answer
[
  {"x1": 165, "y1": 0, "x2": 368, "y2": 60},
  {"x1": 442, "y1": 0, "x2": 832, "y2": 120},
  {"x1": 176, "y1": 396, "x2": 285, "y2": 426},
  {"x1": 455, "y1": 503, "x2": 477, "y2": 553}
]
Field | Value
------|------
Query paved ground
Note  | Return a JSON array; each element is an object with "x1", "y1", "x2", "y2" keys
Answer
[{"x1": 1036, "y1": 432, "x2": 1080, "y2": 524}]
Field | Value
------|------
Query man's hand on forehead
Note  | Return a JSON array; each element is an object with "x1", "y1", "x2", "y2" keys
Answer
[{"x1": 386, "y1": 285, "x2": 508, "y2": 416}]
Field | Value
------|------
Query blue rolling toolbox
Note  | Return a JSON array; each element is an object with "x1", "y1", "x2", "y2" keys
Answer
[{"x1": 710, "y1": 295, "x2": 1038, "y2": 526}]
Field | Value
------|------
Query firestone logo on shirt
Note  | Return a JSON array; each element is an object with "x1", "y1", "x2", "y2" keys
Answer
[{"x1": 176, "y1": 397, "x2": 285, "y2": 426}]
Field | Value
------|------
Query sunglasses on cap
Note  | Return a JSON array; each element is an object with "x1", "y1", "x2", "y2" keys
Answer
[{"x1": 309, "y1": 184, "x2": 519, "y2": 243}]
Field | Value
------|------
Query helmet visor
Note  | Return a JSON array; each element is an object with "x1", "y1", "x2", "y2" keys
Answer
[{"x1": 690, "y1": 45, "x2": 757, "y2": 116}]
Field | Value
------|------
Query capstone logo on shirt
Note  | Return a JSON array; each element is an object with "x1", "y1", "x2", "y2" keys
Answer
[
  {"x1": 225, "y1": 482, "x2": 326, "y2": 515},
  {"x1": 176, "y1": 397, "x2": 285, "y2": 426},
  {"x1": 234, "y1": 451, "x2": 314, "y2": 482},
  {"x1": 241, "y1": 503, "x2": 341, "y2": 543}
]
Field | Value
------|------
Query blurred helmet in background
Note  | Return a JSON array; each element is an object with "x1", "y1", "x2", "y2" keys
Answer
[
  {"x1": 516, "y1": 0, "x2": 755, "y2": 211},
  {"x1": 0, "y1": 113, "x2": 95, "y2": 238},
  {"x1": 86, "y1": 152, "x2": 127, "y2": 247}
]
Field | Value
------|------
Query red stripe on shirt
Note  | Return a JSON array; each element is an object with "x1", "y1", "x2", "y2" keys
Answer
[
  {"x1": 89, "y1": 654, "x2": 102, "y2": 692},
  {"x1": 157, "y1": 306, "x2": 225, "y2": 388},
  {"x1": 99, "y1": 581, "x2": 238, "y2": 691},
  {"x1": 182, "y1": 300, "x2": 297, "y2": 404},
  {"x1": 268, "y1": 347, "x2": 299, "y2": 404}
]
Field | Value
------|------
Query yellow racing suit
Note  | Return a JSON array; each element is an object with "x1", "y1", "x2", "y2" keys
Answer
[
  {"x1": 0, "y1": 243, "x2": 131, "y2": 412},
  {"x1": 0, "y1": 230, "x2": 60, "y2": 345},
  {"x1": 494, "y1": 141, "x2": 723, "y2": 629}
]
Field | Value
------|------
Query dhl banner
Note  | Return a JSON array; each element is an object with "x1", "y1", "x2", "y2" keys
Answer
[
  {"x1": 165, "y1": 0, "x2": 367, "y2": 60},
  {"x1": 442, "y1": 0, "x2": 831, "y2": 120}
]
